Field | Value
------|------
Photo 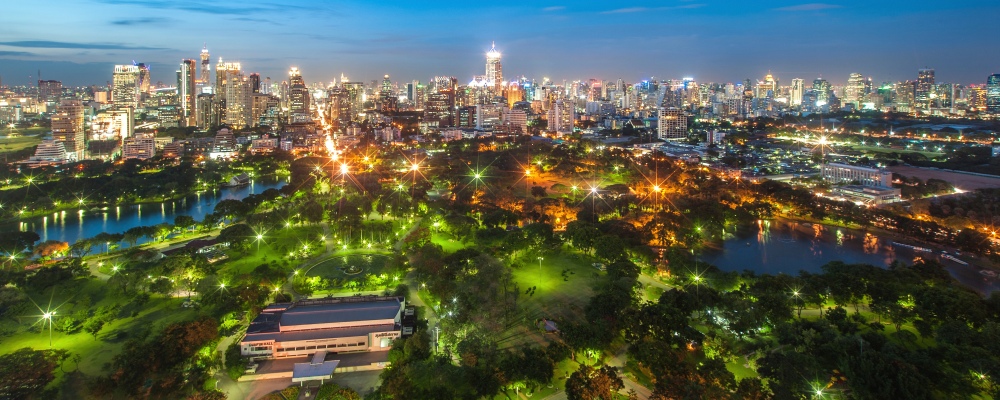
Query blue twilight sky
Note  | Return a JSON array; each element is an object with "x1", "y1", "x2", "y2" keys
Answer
[{"x1": 1, "y1": 0, "x2": 999, "y2": 87}]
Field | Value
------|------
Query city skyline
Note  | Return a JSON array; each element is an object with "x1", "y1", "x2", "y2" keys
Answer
[{"x1": 1, "y1": 0, "x2": 999, "y2": 86}]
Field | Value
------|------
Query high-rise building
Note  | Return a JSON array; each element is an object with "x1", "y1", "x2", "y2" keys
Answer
[
  {"x1": 177, "y1": 59, "x2": 197, "y2": 127},
  {"x1": 137, "y1": 63, "x2": 151, "y2": 95},
  {"x1": 51, "y1": 99, "x2": 86, "y2": 160},
  {"x1": 200, "y1": 44, "x2": 211, "y2": 85},
  {"x1": 486, "y1": 42, "x2": 503, "y2": 94},
  {"x1": 790, "y1": 78, "x2": 804, "y2": 106},
  {"x1": 112, "y1": 65, "x2": 141, "y2": 109},
  {"x1": 249, "y1": 73, "x2": 261, "y2": 94},
  {"x1": 986, "y1": 74, "x2": 1000, "y2": 114},
  {"x1": 215, "y1": 60, "x2": 243, "y2": 124},
  {"x1": 916, "y1": 68, "x2": 935, "y2": 109},
  {"x1": 196, "y1": 93, "x2": 218, "y2": 129},
  {"x1": 37, "y1": 80, "x2": 62, "y2": 103},
  {"x1": 224, "y1": 75, "x2": 251, "y2": 128},
  {"x1": 812, "y1": 78, "x2": 831, "y2": 105},
  {"x1": 288, "y1": 67, "x2": 310, "y2": 116},
  {"x1": 845, "y1": 73, "x2": 865, "y2": 108},
  {"x1": 378, "y1": 74, "x2": 397, "y2": 113},
  {"x1": 547, "y1": 99, "x2": 575, "y2": 135},
  {"x1": 657, "y1": 107, "x2": 686, "y2": 139}
]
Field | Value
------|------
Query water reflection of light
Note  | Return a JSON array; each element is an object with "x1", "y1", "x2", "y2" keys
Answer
[
  {"x1": 812, "y1": 224, "x2": 822, "y2": 239},
  {"x1": 836, "y1": 229, "x2": 844, "y2": 246},
  {"x1": 863, "y1": 233, "x2": 879, "y2": 254}
]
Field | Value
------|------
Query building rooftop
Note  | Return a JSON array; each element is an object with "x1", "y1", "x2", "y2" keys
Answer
[{"x1": 246, "y1": 296, "x2": 403, "y2": 337}]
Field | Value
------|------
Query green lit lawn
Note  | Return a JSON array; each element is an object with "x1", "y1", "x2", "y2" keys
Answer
[
  {"x1": 1, "y1": 278, "x2": 198, "y2": 391},
  {"x1": 0, "y1": 135, "x2": 41, "y2": 153},
  {"x1": 490, "y1": 249, "x2": 603, "y2": 351},
  {"x1": 431, "y1": 231, "x2": 466, "y2": 253},
  {"x1": 219, "y1": 225, "x2": 327, "y2": 275}
]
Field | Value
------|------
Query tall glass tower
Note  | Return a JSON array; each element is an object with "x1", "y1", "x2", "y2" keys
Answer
[{"x1": 987, "y1": 74, "x2": 1000, "y2": 114}]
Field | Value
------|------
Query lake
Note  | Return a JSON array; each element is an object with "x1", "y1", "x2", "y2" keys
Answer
[
  {"x1": 6, "y1": 178, "x2": 287, "y2": 245},
  {"x1": 700, "y1": 220, "x2": 1000, "y2": 295}
]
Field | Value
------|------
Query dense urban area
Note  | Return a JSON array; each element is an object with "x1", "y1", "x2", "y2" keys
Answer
[{"x1": 3, "y1": 36, "x2": 1000, "y2": 400}]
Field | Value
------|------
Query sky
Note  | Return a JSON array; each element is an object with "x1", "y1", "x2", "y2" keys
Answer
[{"x1": 1, "y1": 0, "x2": 999, "y2": 87}]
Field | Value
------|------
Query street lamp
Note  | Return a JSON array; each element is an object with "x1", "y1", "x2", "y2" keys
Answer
[
  {"x1": 42, "y1": 311, "x2": 55, "y2": 348},
  {"x1": 536, "y1": 256, "x2": 544, "y2": 287}
]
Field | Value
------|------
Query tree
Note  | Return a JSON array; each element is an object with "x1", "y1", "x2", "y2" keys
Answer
[
  {"x1": 531, "y1": 186, "x2": 547, "y2": 198},
  {"x1": 0, "y1": 347, "x2": 68, "y2": 400},
  {"x1": 0, "y1": 230, "x2": 40, "y2": 253},
  {"x1": 174, "y1": 215, "x2": 196, "y2": 232},
  {"x1": 218, "y1": 224, "x2": 255, "y2": 252},
  {"x1": 565, "y1": 364, "x2": 624, "y2": 400},
  {"x1": 33, "y1": 240, "x2": 69, "y2": 258}
]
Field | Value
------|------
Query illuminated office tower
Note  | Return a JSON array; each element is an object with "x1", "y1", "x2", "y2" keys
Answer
[
  {"x1": 112, "y1": 65, "x2": 141, "y2": 109},
  {"x1": 845, "y1": 73, "x2": 865, "y2": 108},
  {"x1": 224, "y1": 75, "x2": 251, "y2": 128},
  {"x1": 342, "y1": 81, "x2": 364, "y2": 121},
  {"x1": 486, "y1": 42, "x2": 503, "y2": 94},
  {"x1": 200, "y1": 44, "x2": 211, "y2": 85},
  {"x1": 378, "y1": 74, "x2": 397, "y2": 113},
  {"x1": 547, "y1": 99, "x2": 575, "y2": 135},
  {"x1": 916, "y1": 68, "x2": 935, "y2": 109},
  {"x1": 37, "y1": 80, "x2": 62, "y2": 103},
  {"x1": 812, "y1": 78, "x2": 831, "y2": 104},
  {"x1": 51, "y1": 99, "x2": 85, "y2": 160},
  {"x1": 657, "y1": 107, "x2": 686, "y2": 139},
  {"x1": 196, "y1": 93, "x2": 218, "y2": 128},
  {"x1": 215, "y1": 60, "x2": 243, "y2": 123},
  {"x1": 986, "y1": 74, "x2": 1000, "y2": 114},
  {"x1": 790, "y1": 78, "x2": 804, "y2": 106},
  {"x1": 288, "y1": 67, "x2": 310, "y2": 115},
  {"x1": 177, "y1": 59, "x2": 197, "y2": 127},
  {"x1": 756, "y1": 73, "x2": 777, "y2": 99},
  {"x1": 137, "y1": 63, "x2": 151, "y2": 103}
]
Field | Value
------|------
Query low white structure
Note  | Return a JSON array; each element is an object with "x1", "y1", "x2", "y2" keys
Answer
[{"x1": 240, "y1": 296, "x2": 404, "y2": 360}]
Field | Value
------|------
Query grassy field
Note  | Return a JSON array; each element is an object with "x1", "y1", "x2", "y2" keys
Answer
[
  {"x1": 491, "y1": 249, "x2": 604, "y2": 352},
  {"x1": 0, "y1": 278, "x2": 199, "y2": 391},
  {"x1": 431, "y1": 231, "x2": 466, "y2": 253},
  {"x1": 0, "y1": 134, "x2": 41, "y2": 153}
]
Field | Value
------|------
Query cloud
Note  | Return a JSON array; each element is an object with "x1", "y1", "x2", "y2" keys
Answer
[
  {"x1": 110, "y1": 17, "x2": 169, "y2": 25},
  {"x1": 0, "y1": 51, "x2": 34, "y2": 57},
  {"x1": 0, "y1": 41, "x2": 167, "y2": 50},
  {"x1": 542, "y1": 6, "x2": 565, "y2": 12},
  {"x1": 774, "y1": 3, "x2": 842, "y2": 11},
  {"x1": 98, "y1": 0, "x2": 319, "y2": 16},
  {"x1": 602, "y1": 4, "x2": 705, "y2": 14}
]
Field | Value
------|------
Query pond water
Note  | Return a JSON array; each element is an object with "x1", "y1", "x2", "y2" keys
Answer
[
  {"x1": 6, "y1": 178, "x2": 287, "y2": 245},
  {"x1": 699, "y1": 220, "x2": 1000, "y2": 295}
]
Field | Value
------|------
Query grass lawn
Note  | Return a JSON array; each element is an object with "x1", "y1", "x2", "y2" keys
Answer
[
  {"x1": 493, "y1": 249, "x2": 604, "y2": 351},
  {"x1": 431, "y1": 231, "x2": 466, "y2": 253},
  {"x1": 0, "y1": 135, "x2": 41, "y2": 153},
  {"x1": 219, "y1": 225, "x2": 327, "y2": 275},
  {"x1": 1, "y1": 278, "x2": 199, "y2": 392}
]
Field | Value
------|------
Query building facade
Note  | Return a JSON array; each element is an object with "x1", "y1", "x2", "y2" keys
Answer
[
  {"x1": 820, "y1": 163, "x2": 892, "y2": 188},
  {"x1": 178, "y1": 59, "x2": 197, "y2": 127},
  {"x1": 50, "y1": 99, "x2": 85, "y2": 160},
  {"x1": 240, "y1": 296, "x2": 404, "y2": 360},
  {"x1": 657, "y1": 107, "x2": 687, "y2": 139},
  {"x1": 112, "y1": 65, "x2": 141, "y2": 109}
]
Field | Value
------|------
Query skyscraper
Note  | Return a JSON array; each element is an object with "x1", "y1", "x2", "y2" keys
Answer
[
  {"x1": 137, "y1": 63, "x2": 151, "y2": 95},
  {"x1": 657, "y1": 107, "x2": 687, "y2": 139},
  {"x1": 38, "y1": 80, "x2": 62, "y2": 104},
  {"x1": 200, "y1": 44, "x2": 211, "y2": 85},
  {"x1": 812, "y1": 78, "x2": 831, "y2": 104},
  {"x1": 51, "y1": 99, "x2": 85, "y2": 160},
  {"x1": 486, "y1": 42, "x2": 503, "y2": 94},
  {"x1": 845, "y1": 73, "x2": 865, "y2": 108},
  {"x1": 177, "y1": 59, "x2": 197, "y2": 127},
  {"x1": 987, "y1": 74, "x2": 1000, "y2": 115},
  {"x1": 249, "y1": 73, "x2": 261, "y2": 94},
  {"x1": 215, "y1": 60, "x2": 243, "y2": 124},
  {"x1": 790, "y1": 78, "x2": 804, "y2": 106},
  {"x1": 916, "y1": 68, "x2": 935, "y2": 109},
  {"x1": 112, "y1": 65, "x2": 141, "y2": 109},
  {"x1": 288, "y1": 68, "x2": 310, "y2": 116}
]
